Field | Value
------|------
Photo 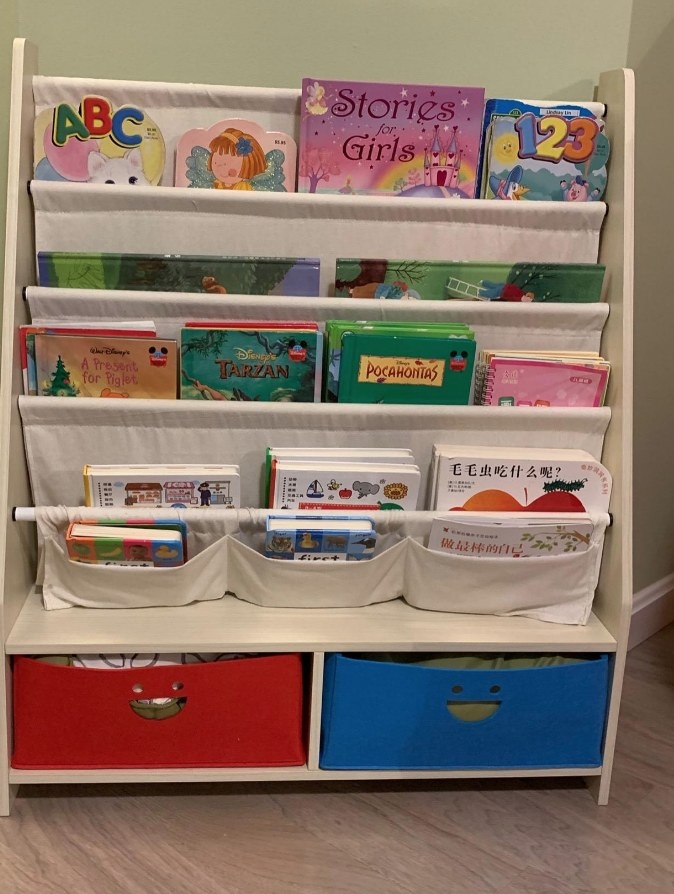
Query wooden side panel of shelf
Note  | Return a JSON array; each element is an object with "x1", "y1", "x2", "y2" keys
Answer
[
  {"x1": 589, "y1": 68, "x2": 635, "y2": 805},
  {"x1": 0, "y1": 38, "x2": 40, "y2": 816}
]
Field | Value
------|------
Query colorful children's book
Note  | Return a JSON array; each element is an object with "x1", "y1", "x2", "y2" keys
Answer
[
  {"x1": 479, "y1": 352, "x2": 610, "y2": 408},
  {"x1": 181, "y1": 325, "x2": 323, "y2": 402},
  {"x1": 298, "y1": 78, "x2": 485, "y2": 198},
  {"x1": 430, "y1": 445, "x2": 612, "y2": 513},
  {"x1": 83, "y1": 464, "x2": 240, "y2": 509},
  {"x1": 73, "y1": 516, "x2": 190, "y2": 559},
  {"x1": 337, "y1": 332, "x2": 476, "y2": 405},
  {"x1": 479, "y1": 98, "x2": 610, "y2": 201},
  {"x1": 175, "y1": 117, "x2": 297, "y2": 192},
  {"x1": 324, "y1": 319, "x2": 474, "y2": 401},
  {"x1": 264, "y1": 516, "x2": 377, "y2": 561},
  {"x1": 66, "y1": 523, "x2": 184, "y2": 567},
  {"x1": 334, "y1": 258, "x2": 606, "y2": 302},
  {"x1": 427, "y1": 513, "x2": 594, "y2": 557},
  {"x1": 269, "y1": 460, "x2": 421, "y2": 511},
  {"x1": 37, "y1": 252, "x2": 321, "y2": 297},
  {"x1": 34, "y1": 96, "x2": 165, "y2": 185},
  {"x1": 34, "y1": 334, "x2": 178, "y2": 399},
  {"x1": 264, "y1": 446, "x2": 416, "y2": 505}
]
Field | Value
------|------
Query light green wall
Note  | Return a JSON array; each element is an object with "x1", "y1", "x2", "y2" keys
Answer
[
  {"x1": 627, "y1": 4, "x2": 674, "y2": 591},
  {"x1": 10, "y1": 1, "x2": 671, "y2": 591}
]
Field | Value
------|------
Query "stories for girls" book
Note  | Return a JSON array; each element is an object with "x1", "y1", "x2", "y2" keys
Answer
[{"x1": 298, "y1": 78, "x2": 485, "y2": 198}]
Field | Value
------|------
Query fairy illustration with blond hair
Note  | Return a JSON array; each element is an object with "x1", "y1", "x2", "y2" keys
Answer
[{"x1": 177, "y1": 118, "x2": 297, "y2": 192}]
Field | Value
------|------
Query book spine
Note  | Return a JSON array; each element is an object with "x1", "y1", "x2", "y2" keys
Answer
[{"x1": 481, "y1": 363, "x2": 497, "y2": 406}]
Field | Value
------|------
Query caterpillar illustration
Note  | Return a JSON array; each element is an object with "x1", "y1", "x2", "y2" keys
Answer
[{"x1": 542, "y1": 478, "x2": 588, "y2": 493}]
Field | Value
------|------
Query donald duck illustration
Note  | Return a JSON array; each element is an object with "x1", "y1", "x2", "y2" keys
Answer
[{"x1": 489, "y1": 164, "x2": 530, "y2": 200}]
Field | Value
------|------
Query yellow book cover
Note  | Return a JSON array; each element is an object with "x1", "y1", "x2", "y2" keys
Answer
[{"x1": 34, "y1": 334, "x2": 178, "y2": 399}]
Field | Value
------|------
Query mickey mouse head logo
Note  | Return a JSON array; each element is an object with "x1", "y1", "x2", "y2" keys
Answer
[
  {"x1": 288, "y1": 339, "x2": 308, "y2": 362},
  {"x1": 449, "y1": 350, "x2": 469, "y2": 372},
  {"x1": 149, "y1": 346, "x2": 169, "y2": 367}
]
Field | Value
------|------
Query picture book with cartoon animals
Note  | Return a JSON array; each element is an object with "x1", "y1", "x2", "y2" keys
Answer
[
  {"x1": 34, "y1": 334, "x2": 178, "y2": 399},
  {"x1": 181, "y1": 326, "x2": 323, "y2": 402},
  {"x1": 175, "y1": 117, "x2": 297, "y2": 192},
  {"x1": 37, "y1": 252, "x2": 321, "y2": 297},
  {"x1": 264, "y1": 516, "x2": 377, "y2": 561},
  {"x1": 65, "y1": 523, "x2": 185, "y2": 567},
  {"x1": 299, "y1": 77, "x2": 485, "y2": 198},
  {"x1": 479, "y1": 98, "x2": 610, "y2": 202},
  {"x1": 335, "y1": 258, "x2": 605, "y2": 302},
  {"x1": 34, "y1": 95, "x2": 165, "y2": 185}
]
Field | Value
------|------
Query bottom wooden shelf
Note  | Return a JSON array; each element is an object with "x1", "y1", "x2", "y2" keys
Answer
[
  {"x1": 10, "y1": 766, "x2": 603, "y2": 784},
  {"x1": 6, "y1": 589, "x2": 618, "y2": 654}
]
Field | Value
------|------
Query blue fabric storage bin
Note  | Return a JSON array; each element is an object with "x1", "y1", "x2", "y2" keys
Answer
[{"x1": 320, "y1": 653, "x2": 609, "y2": 770}]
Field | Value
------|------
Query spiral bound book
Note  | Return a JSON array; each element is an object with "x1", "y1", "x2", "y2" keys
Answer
[{"x1": 482, "y1": 356, "x2": 609, "y2": 407}]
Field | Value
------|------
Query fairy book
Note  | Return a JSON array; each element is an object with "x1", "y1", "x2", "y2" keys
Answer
[
  {"x1": 37, "y1": 252, "x2": 321, "y2": 297},
  {"x1": 335, "y1": 258, "x2": 606, "y2": 302},
  {"x1": 34, "y1": 95, "x2": 165, "y2": 185},
  {"x1": 298, "y1": 78, "x2": 485, "y2": 198},
  {"x1": 181, "y1": 325, "x2": 323, "y2": 402},
  {"x1": 175, "y1": 117, "x2": 297, "y2": 192},
  {"x1": 34, "y1": 334, "x2": 178, "y2": 399}
]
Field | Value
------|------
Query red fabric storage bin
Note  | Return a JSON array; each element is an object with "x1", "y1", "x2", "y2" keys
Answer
[{"x1": 12, "y1": 654, "x2": 305, "y2": 769}]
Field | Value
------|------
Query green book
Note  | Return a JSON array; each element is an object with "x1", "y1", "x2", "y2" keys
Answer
[
  {"x1": 324, "y1": 320, "x2": 473, "y2": 401},
  {"x1": 337, "y1": 332, "x2": 476, "y2": 405},
  {"x1": 334, "y1": 258, "x2": 605, "y2": 302}
]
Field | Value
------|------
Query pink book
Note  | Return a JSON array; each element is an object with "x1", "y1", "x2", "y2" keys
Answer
[
  {"x1": 298, "y1": 78, "x2": 485, "y2": 198},
  {"x1": 483, "y1": 358, "x2": 609, "y2": 407},
  {"x1": 174, "y1": 118, "x2": 297, "y2": 192}
]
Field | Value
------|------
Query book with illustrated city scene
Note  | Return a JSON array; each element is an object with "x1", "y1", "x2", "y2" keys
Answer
[
  {"x1": 334, "y1": 258, "x2": 606, "y2": 302},
  {"x1": 37, "y1": 252, "x2": 321, "y2": 297},
  {"x1": 298, "y1": 78, "x2": 485, "y2": 198},
  {"x1": 83, "y1": 464, "x2": 240, "y2": 509}
]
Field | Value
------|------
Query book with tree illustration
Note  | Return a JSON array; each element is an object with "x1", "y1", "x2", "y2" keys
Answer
[
  {"x1": 34, "y1": 334, "x2": 178, "y2": 399},
  {"x1": 298, "y1": 78, "x2": 485, "y2": 198},
  {"x1": 335, "y1": 258, "x2": 606, "y2": 302},
  {"x1": 175, "y1": 117, "x2": 297, "y2": 191},
  {"x1": 37, "y1": 252, "x2": 321, "y2": 297},
  {"x1": 181, "y1": 325, "x2": 323, "y2": 402}
]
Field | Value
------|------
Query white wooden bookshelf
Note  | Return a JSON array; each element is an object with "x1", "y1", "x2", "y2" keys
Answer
[{"x1": 0, "y1": 39, "x2": 633, "y2": 813}]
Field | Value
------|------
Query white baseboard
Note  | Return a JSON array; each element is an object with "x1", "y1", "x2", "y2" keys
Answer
[{"x1": 629, "y1": 572, "x2": 674, "y2": 650}]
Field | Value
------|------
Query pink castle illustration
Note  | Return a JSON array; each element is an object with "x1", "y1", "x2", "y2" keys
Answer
[{"x1": 423, "y1": 125, "x2": 462, "y2": 188}]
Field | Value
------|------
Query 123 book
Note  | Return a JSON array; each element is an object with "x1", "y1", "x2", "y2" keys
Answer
[{"x1": 299, "y1": 78, "x2": 485, "y2": 198}]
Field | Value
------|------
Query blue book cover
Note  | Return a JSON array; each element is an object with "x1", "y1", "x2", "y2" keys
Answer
[
  {"x1": 264, "y1": 516, "x2": 377, "y2": 561},
  {"x1": 37, "y1": 252, "x2": 321, "y2": 297},
  {"x1": 181, "y1": 327, "x2": 323, "y2": 402}
]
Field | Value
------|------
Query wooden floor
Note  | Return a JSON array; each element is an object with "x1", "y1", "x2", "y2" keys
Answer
[{"x1": 1, "y1": 627, "x2": 673, "y2": 894}]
